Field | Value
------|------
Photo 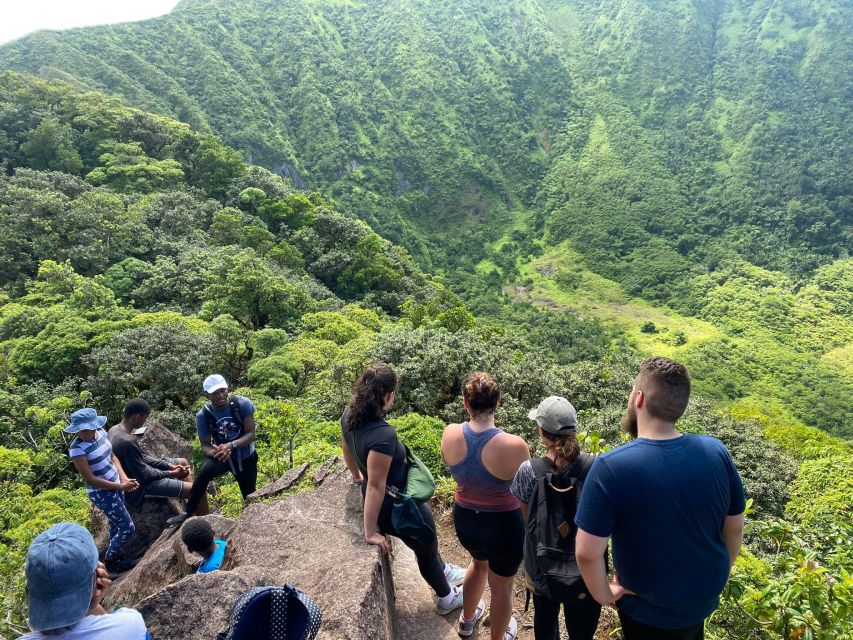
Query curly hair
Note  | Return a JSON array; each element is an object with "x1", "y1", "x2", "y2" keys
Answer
[
  {"x1": 636, "y1": 357, "x2": 691, "y2": 422},
  {"x1": 346, "y1": 363, "x2": 397, "y2": 431},
  {"x1": 181, "y1": 518, "x2": 214, "y2": 556},
  {"x1": 462, "y1": 371, "x2": 501, "y2": 416}
]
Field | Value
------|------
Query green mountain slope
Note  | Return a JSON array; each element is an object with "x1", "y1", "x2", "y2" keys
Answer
[{"x1": 0, "y1": 0, "x2": 850, "y2": 438}]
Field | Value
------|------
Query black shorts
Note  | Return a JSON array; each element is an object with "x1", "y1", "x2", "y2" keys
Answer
[{"x1": 453, "y1": 504, "x2": 524, "y2": 577}]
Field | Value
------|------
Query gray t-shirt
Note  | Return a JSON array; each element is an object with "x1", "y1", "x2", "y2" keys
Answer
[
  {"x1": 18, "y1": 608, "x2": 148, "y2": 640},
  {"x1": 510, "y1": 459, "x2": 537, "y2": 504}
]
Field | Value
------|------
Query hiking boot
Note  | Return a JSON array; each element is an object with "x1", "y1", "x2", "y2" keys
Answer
[
  {"x1": 166, "y1": 512, "x2": 190, "y2": 527},
  {"x1": 503, "y1": 615, "x2": 518, "y2": 640},
  {"x1": 435, "y1": 585, "x2": 464, "y2": 615},
  {"x1": 443, "y1": 562, "x2": 466, "y2": 587},
  {"x1": 457, "y1": 599, "x2": 485, "y2": 637}
]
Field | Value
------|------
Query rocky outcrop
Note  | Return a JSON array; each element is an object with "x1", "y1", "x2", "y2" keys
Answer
[
  {"x1": 245, "y1": 463, "x2": 308, "y2": 503},
  {"x1": 391, "y1": 540, "x2": 458, "y2": 639},
  {"x1": 137, "y1": 567, "x2": 277, "y2": 640},
  {"x1": 107, "y1": 460, "x2": 392, "y2": 640},
  {"x1": 107, "y1": 514, "x2": 235, "y2": 608},
  {"x1": 314, "y1": 455, "x2": 341, "y2": 485}
]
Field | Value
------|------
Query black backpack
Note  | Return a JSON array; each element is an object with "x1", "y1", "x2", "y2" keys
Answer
[
  {"x1": 523, "y1": 453, "x2": 595, "y2": 603},
  {"x1": 202, "y1": 396, "x2": 245, "y2": 446},
  {"x1": 215, "y1": 582, "x2": 322, "y2": 640}
]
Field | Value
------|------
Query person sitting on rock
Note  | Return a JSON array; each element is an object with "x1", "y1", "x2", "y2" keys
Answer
[
  {"x1": 108, "y1": 398, "x2": 209, "y2": 516},
  {"x1": 66, "y1": 408, "x2": 138, "y2": 568},
  {"x1": 18, "y1": 522, "x2": 149, "y2": 639},
  {"x1": 340, "y1": 363, "x2": 466, "y2": 617},
  {"x1": 168, "y1": 374, "x2": 257, "y2": 526},
  {"x1": 181, "y1": 518, "x2": 228, "y2": 574}
]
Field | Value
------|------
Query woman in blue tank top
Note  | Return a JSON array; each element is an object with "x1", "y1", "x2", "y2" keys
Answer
[{"x1": 441, "y1": 372, "x2": 530, "y2": 640}]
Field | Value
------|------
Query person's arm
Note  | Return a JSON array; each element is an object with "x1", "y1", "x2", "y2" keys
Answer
[
  {"x1": 576, "y1": 529, "x2": 634, "y2": 605},
  {"x1": 227, "y1": 415, "x2": 256, "y2": 451},
  {"x1": 519, "y1": 501, "x2": 529, "y2": 519},
  {"x1": 341, "y1": 432, "x2": 363, "y2": 483},
  {"x1": 71, "y1": 457, "x2": 135, "y2": 491},
  {"x1": 142, "y1": 452, "x2": 173, "y2": 471},
  {"x1": 199, "y1": 434, "x2": 219, "y2": 459},
  {"x1": 722, "y1": 512, "x2": 745, "y2": 570},
  {"x1": 116, "y1": 436, "x2": 170, "y2": 483},
  {"x1": 363, "y1": 449, "x2": 392, "y2": 554}
]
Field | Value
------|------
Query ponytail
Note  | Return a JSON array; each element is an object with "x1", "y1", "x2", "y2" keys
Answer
[
  {"x1": 541, "y1": 430, "x2": 581, "y2": 470},
  {"x1": 346, "y1": 363, "x2": 397, "y2": 431}
]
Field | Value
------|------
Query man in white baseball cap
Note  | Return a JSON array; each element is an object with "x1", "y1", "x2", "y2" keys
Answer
[{"x1": 168, "y1": 374, "x2": 257, "y2": 526}]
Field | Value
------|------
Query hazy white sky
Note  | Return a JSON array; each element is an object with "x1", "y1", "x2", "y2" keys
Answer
[{"x1": 0, "y1": 0, "x2": 179, "y2": 45}]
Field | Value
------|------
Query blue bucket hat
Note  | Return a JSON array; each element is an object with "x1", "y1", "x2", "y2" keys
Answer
[
  {"x1": 25, "y1": 522, "x2": 98, "y2": 632},
  {"x1": 63, "y1": 408, "x2": 107, "y2": 435}
]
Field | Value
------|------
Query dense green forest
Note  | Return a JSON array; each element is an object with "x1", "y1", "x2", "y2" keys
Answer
[
  {"x1": 0, "y1": 0, "x2": 849, "y2": 438},
  {"x1": 0, "y1": 0, "x2": 851, "y2": 637}
]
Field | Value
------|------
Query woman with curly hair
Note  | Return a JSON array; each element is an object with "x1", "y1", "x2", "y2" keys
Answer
[{"x1": 340, "y1": 363, "x2": 465, "y2": 616}]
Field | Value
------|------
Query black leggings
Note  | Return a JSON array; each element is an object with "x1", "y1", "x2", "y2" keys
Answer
[
  {"x1": 619, "y1": 611, "x2": 704, "y2": 640},
  {"x1": 378, "y1": 499, "x2": 451, "y2": 598},
  {"x1": 533, "y1": 587, "x2": 601, "y2": 640},
  {"x1": 185, "y1": 451, "x2": 258, "y2": 515}
]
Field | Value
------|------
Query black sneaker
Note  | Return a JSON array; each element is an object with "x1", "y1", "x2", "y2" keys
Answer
[{"x1": 166, "y1": 513, "x2": 190, "y2": 527}]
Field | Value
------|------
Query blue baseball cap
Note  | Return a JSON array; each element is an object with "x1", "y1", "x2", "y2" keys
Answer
[
  {"x1": 63, "y1": 408, "x2": 107, "y2": 435},
  {"x1": 25, "y1": 522, "x2": 98, "y2": 631}
]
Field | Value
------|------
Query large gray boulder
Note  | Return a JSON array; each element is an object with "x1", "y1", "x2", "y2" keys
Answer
[
  {"x1": 104, "y1": 462, "x2": 391, "y2": 640},
  {"x1": 137, "y1": 567, "x2": 276, "y2": 640},
  {"x1": 227, "y1": 467, "x2": 392, "y2": 639},
  {"x1": 106, "y1": 514, "x2": 235, "y2": 608}
]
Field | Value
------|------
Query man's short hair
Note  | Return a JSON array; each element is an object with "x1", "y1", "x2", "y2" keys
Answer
[
  {"x1": 636, "y1": 357, "x2": 691, "y2": 422},
  {"x1": 123, "y1": 398, "x2": 151, "y2": 420},
  {"x1": 181, "y1": 518, "x2": 214, "y2": 555}
]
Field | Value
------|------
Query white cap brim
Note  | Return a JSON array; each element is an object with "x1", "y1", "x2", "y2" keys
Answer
[{"x1": 528, "y1": 408, "x2": 539, "y2": 422}]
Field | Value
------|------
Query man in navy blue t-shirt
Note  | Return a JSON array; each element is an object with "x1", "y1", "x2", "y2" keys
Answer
[
  {"x1": 575, "y1": 357, "x2": 745, "y2": 640},
  {"x1": 168, "y1": 374, "x2": 257, "y2": 526}
]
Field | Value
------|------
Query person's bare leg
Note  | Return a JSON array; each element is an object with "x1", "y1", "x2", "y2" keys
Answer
[
  {"x1": 487, "y1": 571, "x2": 515, "y2": 640},
  {"x1": 180, "y1": 482, "x2": 209, "y2": 516},
  {"x1": 462, "y1": 559, "x2": 488, "y2": 620}
]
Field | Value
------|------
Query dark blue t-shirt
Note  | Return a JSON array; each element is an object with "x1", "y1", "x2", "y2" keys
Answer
[
  {"x1": 195, "y1": 395, "x2": 255, "y2": 461},
  {"x1": 575, "y1": 434, "x2": 745, "y2": 629}
]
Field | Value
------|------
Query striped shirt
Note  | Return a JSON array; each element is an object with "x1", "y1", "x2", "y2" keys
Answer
[{"x1": 69, "y1": 429, "x2": 119, "y2": 491}]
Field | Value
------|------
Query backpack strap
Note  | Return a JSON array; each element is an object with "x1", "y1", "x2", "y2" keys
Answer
[
  {"x1": 270, "y1": 587, "x2": 288, "y2": 640},
  {"x1": 202, "y1": 403, "x2": 219, "y2": 444},
  {"x1": 530, "y1": 456, "x2": 555, "y2": 478},
  {"x1": 229, "y1": 397, "x2": 244, "y2": 426}
]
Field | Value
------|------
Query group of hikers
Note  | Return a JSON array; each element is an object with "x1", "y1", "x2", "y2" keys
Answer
[{"x1": 19, "y1": 356, "x2": 745, "y2": 640}]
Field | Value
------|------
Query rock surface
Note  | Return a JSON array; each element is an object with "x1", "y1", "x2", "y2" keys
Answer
[
  {"x1": 108, "y1": 463, "x2": 393, "y2": 640},
  {"x1": 391, "y1": 539, "x2": 459, "y2": 640},
  {"x1": 227, "y1": 467, "x2": 392, "y2": 639},
  {"x1": 314, "y1": 455, "x2": 341, "y2": 485},
  {"x1": 107, "y1": 514, "x2": 235, "y2": 608},
  {"x1": 137, "y1": 566, "x2": 276, "y2": 640},
  {"x1": 246, "y1": 463, "x2": 308, "y2": 503}
]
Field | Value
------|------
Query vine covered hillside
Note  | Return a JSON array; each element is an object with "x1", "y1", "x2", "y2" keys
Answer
[
  {"x1": 0, "y1": 73, "x2": 851, "y2": 639},
  {"x1": 0, "y1": 0, "x2": 850, "y2": 437}
]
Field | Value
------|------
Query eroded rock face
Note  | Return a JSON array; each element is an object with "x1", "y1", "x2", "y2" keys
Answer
[
  {"x1": 137, "y1": 567, "x2": 276, "y2": 640},
  {"x1": 107, "y1": 461, "x2": 391, "y2": 640},
  {"x1": 107, "y1": 514, "x2": 235, "y2": 608},
  {"x1": 227, "y1": 468, "x2": 391, "y2": 639}
]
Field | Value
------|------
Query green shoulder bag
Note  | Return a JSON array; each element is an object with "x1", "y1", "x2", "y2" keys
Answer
[{"x1": 348, "y1": 428, "x2": 435, "y2": 503}]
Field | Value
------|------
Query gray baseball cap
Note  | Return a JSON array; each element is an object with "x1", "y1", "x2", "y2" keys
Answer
[
  {"x1": 528, "y1": 396, "x2": 578, "y2": 435},
  {"x1": 25, "y1": 522, "x2": 98, "y2": 631}
]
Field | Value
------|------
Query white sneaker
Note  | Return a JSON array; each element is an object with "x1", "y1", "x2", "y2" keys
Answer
[
  {"x1": 436, "y1": 586, "x2": 465, "y2": 615},
  {"x1": 443, "y1": 562, "x2": 466, "y2": 587},
  {"x1": 503, "y1": 615, "x2": 518, "y2": 640},
  {"x1": 457, "y1": 599, "x2": 485, "y2": 636}
]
